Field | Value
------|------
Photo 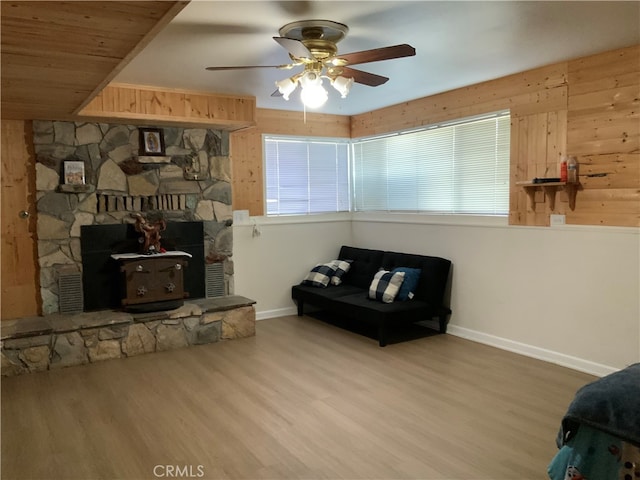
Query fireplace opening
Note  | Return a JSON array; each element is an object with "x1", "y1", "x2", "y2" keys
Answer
[{"x1": 80, "y1": 222, "x2": 205, "y2": 311}]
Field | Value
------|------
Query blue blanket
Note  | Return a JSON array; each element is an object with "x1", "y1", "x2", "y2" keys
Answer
[
  {"x1": 558, "y1": 363, "x2": 640, "y2": 447},
  {"x1": 548, "y1": 424, "x2": 624, "y2": 480}
]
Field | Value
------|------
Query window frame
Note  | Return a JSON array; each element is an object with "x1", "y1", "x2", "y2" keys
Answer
[
  {"x1": 262, "y1": 110, "x2": 511, "y2": 218},
  {"x1": 263, "y1": 134, "x2": 352, "y2": 217},
  {"x1": 351, "y1": 110, "x2": 511, "y2": 216}
]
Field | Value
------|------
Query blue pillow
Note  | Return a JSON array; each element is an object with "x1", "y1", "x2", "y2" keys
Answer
[{"x1": 391, "y1": 267, "x2": 421, "y2": 301}]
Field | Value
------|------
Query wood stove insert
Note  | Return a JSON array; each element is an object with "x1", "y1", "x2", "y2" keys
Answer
[
  {"x1": 81, "y1": 222, "x2": 205, "y2": 312},
  {"x1": 111, "y1": 251, "x2": 191, "y2": 312}
]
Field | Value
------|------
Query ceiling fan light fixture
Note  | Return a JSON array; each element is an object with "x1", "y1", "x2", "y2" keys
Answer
[
  {"x1": 331, "y1": 75, "x2": 354, "y2": 98},
  {"x1": 299, "y1": 71, "x2": 328, "y2": 108},
  {"x1": 275, "y1": 76, "x2": 298, "y2": 100}
]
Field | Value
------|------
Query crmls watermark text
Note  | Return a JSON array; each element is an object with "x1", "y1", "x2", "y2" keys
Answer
[{"x1": 153, "y1": 465, "x2": 205, "y2": 478}]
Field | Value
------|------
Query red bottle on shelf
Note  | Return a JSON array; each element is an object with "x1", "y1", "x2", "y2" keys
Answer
[{"x1": 560, "y1": 158, "x2": 568, "y2": 183}]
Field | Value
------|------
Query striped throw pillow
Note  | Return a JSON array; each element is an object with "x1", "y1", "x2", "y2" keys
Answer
[
  {"x1": 301, "y1": 263, "x2": 337, "y2": 288},
  {"x1": 330, "y1": 259, "x2": 352, "y2": 285},
  {"x1": 368, "y1": 270, "x2": 405, "y2": 303}
]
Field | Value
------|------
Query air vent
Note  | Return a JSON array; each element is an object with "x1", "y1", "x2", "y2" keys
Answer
[
  {"x1": 205, "y1": 263, "x2": 225, "y2": 298},
  {"x1": 58, "y1": 268, "x2": 83, "y2": 314}
]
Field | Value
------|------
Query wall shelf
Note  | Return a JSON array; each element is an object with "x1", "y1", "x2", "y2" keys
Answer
[
  {"x1": 57, "y1": 184, "x2": 95, "y2": 194},
  {"x1": 516, "y1": 181, "x2": 578, "y2": 211}
]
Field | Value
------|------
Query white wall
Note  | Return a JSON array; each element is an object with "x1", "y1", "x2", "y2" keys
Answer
[
  {"x1": 232, "y1": 214, "x2": 352, "y2": 319},
  {"x1": 233, "y1": 212, "x2": 640, "y2": 376},
  {"x1": 351, "y1": 213, "x2": 639, "y2": 375}
]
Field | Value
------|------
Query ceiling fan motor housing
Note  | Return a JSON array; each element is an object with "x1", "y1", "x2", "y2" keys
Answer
[
  {"x1": 279, "y1": 19, "x2": 349, "y2": 43},
  {"x1": 280, "y1": 19, "x2": 348, "y2": 62}
]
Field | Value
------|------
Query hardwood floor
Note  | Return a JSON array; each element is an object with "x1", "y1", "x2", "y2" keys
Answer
[{"x1": 1, "y1": 315, "x2": 595, "y2": 480}]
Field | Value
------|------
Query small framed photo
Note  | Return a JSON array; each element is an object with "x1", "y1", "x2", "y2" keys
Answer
[
  {"x1": 64, "y1": 161, "x2": 85, "y2": 185},
  {"x1": 139, "y1": 128, "x2": 165, "y2": 156}
]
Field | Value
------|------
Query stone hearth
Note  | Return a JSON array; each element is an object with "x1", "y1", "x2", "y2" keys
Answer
[{"x1": 1, "y1": 296, "x2": 255, "y2": 376}]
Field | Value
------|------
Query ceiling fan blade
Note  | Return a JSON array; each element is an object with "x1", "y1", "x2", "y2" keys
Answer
[
  {"x1": 341, "y1": 67, "x2": 389, "y2": 87},
  {"x1": 205, "y1": 64, "x2": 294, "y2": 71},
  {"x1": 336, "y1": 44, "x2": 416, "y2": 66},
  {"x1": 273, "y1": 36, "x2": 313, "y2": 60}
]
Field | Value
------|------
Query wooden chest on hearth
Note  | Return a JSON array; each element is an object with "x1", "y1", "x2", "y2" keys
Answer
[{"x1": 111, "y1": 252, "x2": 191, "y2": 308}]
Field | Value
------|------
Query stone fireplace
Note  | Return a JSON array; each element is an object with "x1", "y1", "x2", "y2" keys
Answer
[
  {"x1": 33, "y1": 120, "x2": 234, "y2": 314},
  {"x1": 0, "y1": 121, "x2": 256, "y2": 377}
]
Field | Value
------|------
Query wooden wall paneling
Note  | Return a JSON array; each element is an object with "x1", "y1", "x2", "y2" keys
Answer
[
  {"x1": 546, "y1": 110, "x2": 568, "y2": 179},
  {"x1": 509, "y1": 110, "x2": 569, "y2": 225},
  {"x1": 511, "y1": 114, "x2": 542, "y2": 225},
  {"x1": 256, "y1": 109, "x2": 351, "y2": 137},
  {"x1": 570, "y1": 71, "x2": 640, "y2": 100},
  {"x1": 567, "y1": 105, "x2": 639, "y2": 140},
  {"x1": 566, "y1": 189, "x2": 640, "y2": 227},
  {"x1": 1, "y1": 120, "x2": 40, "y2": 319},
  {"x1": 567, "y1": 187, "x2": 640, "y2": 226},
  {"x1": 567, "y1": 45, "x2": 640, "y2": 95},
  {"x1": 576, "y1": 188, "x2": 640, "y2": 213},
  {"x1": 188, "y1": 94, "x2": 212, "y2": 120},
  {"x1": 79, "y1": 84, "x2": 256, "y2": 130},
  {"x1": 1, "y1": 1, "x2": 188, "y2": 121},
  {"x1": 230, "y1": 109, "x2": 351, "y2": 216},
  {"x1": 230, "y1": 128, "x2": 264, "y2": 216},
  {"x1": 74, "y1": 2, "x2": 190, "y2": 115},
  {"x1": 532, "y1": 113, "x2": 550, "y2": 178},
  {"x1": 568, "y1": 133, "x2": 639, "y2": 157},
  {"x1": 95, "y1": 46, "x2": 635, "y2": 227},
  {"x1": 567, "y1": 44, "x2": 640, "y2": 227},
  {"x1": 423, "y1": 62, "x2": 566, "y2": 116},
  {"x1": 531, "y1": 113, "x2": 551, "y2": 225},
  {"x1": 351, "y1": 62, "x2": 568, "y2": 138},
  {"x1": 509, "y1": 116, "x2": 528, "y2": 225},
  {"x1": 564, "y1": 212, "x2": 640, "y2": 227},
  {"x1": 165, "y1": 46, "x2": 635, "y2": 226},
  {"x1": 509, "y1": 87, "x2": 568, "y2": 118},
  {"x1": 548, "y1": 110, "x2": 572, "y2": 214},
  {"x1": 568, "y1": 84, "x2": 639, "y2": 114},
  {"x1": 578, "y1": 153, "x2": 640, "y2": 189},
  {"x1": 141, "y1": 89, "x2": 182, "y2": 117}
]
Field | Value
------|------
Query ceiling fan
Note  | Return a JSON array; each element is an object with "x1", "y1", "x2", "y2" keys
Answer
[{"x1": 205, "y1": 19, "x2": 416, "y2": 108}]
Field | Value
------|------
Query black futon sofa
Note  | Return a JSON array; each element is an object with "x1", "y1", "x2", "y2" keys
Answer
[{"x1": 291, "y1": 246, "x2": 452, "y2": 346}]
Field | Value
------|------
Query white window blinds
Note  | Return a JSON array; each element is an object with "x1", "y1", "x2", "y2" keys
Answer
[
  {"x1": 352, "y1": 112, "x2": 510, "y2": 215},
  {"x1": 264, "y1": 137, "x2": 350, "y2": 215}
]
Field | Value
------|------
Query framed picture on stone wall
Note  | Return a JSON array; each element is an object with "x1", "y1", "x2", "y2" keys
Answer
[
  {"x1": 139, "y1": 128, "x2": 165, "y2": 156},
  {"x1": 64, "y1": 161, "x2": 85, "y2": 185}
]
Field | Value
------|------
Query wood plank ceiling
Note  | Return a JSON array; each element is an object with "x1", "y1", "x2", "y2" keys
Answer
[{"x1": 0, "y1": 1, "x2": 188, "y2": 121}]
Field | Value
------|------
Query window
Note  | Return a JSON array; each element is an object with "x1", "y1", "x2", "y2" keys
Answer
[
  {"x1": 352, "y1": 112, "x2": 510, "y2": 215},
  {"x1": 264, "y1": 136, "x2": 350, "y2": 215},
  {"x1": 263, "y1": 112, "x2": 510, "y2": 217}
]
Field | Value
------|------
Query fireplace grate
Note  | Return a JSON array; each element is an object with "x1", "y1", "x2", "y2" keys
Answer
[
  {"x1": 58, "y1": 268, "x2": 84, "y2": 314},
  {"x1": 205, "y1": 263, "x2": 225, "y2": 298}
]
